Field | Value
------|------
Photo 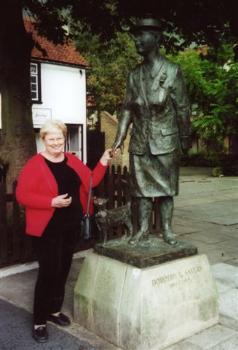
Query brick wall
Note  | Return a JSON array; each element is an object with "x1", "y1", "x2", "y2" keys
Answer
[{"x1": 100, "y1": 111, "x2": 130, "y2": 168}]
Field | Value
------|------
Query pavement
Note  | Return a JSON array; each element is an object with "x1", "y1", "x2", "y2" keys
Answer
[
  {"x1": 0, "y1": 298, "x2": 96, "y2": 350},
  {"x1": 1, "y1": 166, "x2": 238, "y2": 349}
]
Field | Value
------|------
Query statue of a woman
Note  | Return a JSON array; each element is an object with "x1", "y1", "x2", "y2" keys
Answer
[{"x1": 113, "y1": 18, "x2": 191, "y2": 246}]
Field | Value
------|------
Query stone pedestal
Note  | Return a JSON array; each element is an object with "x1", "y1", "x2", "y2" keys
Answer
[{"x1": 74, "y1": 251, "x2": 218, "y2": 350}]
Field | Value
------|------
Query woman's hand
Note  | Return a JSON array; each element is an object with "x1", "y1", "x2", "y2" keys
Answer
[
  {"x1": 100, "y1": 148, "x2": 117, "y2": 166},
  {"x1": 51, "y1": 194, "x2": 72, "y2": 208}
]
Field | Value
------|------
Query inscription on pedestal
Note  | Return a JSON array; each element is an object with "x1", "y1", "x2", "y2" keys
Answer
[{"x1": 152, "y1": 265, "x2": 202, "y2": 288}]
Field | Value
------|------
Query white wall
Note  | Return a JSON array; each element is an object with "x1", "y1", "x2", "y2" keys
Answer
[{"x1": 32, "y1": 62, "x2": 87, "y2": 161}]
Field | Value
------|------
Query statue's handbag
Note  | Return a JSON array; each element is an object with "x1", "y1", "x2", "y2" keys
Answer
[{"x1": 80, "y1": 175, "x2": 93, "y2": 240}]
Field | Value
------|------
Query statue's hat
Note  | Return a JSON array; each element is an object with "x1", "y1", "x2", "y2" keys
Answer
[{"x1": 132, "y1": 17, "x2": 161, "y2": 32}]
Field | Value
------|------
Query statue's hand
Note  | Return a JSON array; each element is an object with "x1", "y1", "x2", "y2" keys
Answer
[{"x1": 112, "y1": 136, "x2": 124, "y2": 151}]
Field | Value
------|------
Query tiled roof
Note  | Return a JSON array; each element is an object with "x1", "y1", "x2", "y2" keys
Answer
[{"x1": 25, "y1": 20, "x2": 87, "y2": 67}]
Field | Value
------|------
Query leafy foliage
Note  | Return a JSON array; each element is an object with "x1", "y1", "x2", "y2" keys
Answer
[
  {"x1": 21, "y1": 0, "x2": 238, "y2": 51},
  {"x1": 73, "y1": 22, "x2": 238, "y2": 159},
  {"x1": 168, "y1": 45, "x2": 238, "y2": 156},
  {"x1": 75, "y1": 31, "x2": 140, "y2": 113},
  {"x1": 1, "y1": 0, "x2": 238, "y2": 180}
]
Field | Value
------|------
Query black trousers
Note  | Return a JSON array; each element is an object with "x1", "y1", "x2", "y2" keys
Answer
[{"x1": 32, "y1": 226, "x2": 77, "y2": 325}]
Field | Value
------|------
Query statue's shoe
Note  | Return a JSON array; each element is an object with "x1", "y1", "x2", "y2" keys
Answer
[
  {"x1": 138, "y1": 237, "x2": 151, "y2": 247},
  {"x1": 129, "y1": 231, "x2": 149, "y2": 245},
  {"x1": 163, "y1": 230, "x2": 178, "y2": 246}
]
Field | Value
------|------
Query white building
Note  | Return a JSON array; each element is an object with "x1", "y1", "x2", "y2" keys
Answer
[{"x1": 26, "y1": 21, "x2": 88, "y2": 161}]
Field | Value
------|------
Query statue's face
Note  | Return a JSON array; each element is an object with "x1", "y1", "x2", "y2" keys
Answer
[{"x1": 133, "y1": 30, "x2": 159, "y2": 56}]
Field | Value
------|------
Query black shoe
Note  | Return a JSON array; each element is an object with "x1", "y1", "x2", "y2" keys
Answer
[
  {"x1": 32, "y1": 326, "x2": 48, "y2": 343},
  {"x1": 48, "y1": 312, "x2": 71, "y2": 326}
]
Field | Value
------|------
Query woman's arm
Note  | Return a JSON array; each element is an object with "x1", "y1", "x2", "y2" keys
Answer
[
  {"x1": 75, "y1": 150, "x2": 113, "y2": 214},
  {"x1": 72, "y1": 149, "x2": 112, "y2": 191},
  {"x1": 91, "y1": 149, "x2": 113, "y2": 187},
  {"x1": 16, "y1": 160, "x2": 54, "y2": 209}
]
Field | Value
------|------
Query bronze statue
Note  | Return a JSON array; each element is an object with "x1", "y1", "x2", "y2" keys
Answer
[
  {"x1": 112, "y1": 17, "x2": 191, "y2": 246},
  {"x1": 95, "y1": 201, "x2": 133, "y2": 245}
]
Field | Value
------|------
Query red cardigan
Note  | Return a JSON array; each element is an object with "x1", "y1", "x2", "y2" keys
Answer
[{"x1": 16, "y1": 152, "x2": 107, "y2": 237}]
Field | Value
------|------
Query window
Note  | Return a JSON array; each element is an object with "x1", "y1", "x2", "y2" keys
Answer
[
  {"x1": 66, "y1": 124, "x2": 84, "y2": 161},
  {"x1": 30, "y1": 62, "x2": 41, "y2": 103}
]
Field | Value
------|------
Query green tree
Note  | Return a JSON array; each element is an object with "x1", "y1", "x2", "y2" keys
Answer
[
  {"x1": 1, "y1": 0, "x2": 238, "y2": 187},
  {"x1": 75, "y1": 31, "x2": 139, "y2": 114},
  {"x1": 0, "y1": 0, "x2": 121, "y2": 189},
  {"x1": 169, "y1": 44, "x2": 238, "y2": 157}
]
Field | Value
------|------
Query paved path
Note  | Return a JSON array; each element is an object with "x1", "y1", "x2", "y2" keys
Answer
[
  {"x1": 175, "y1": 174, "x2": 238, "y2": 266},
  {"x1": 0, "y1": 299, "x2": 96, "y2": 350},
  {"x1": 168, "y1": 173, "x2": 238, "y2": 349},
  {"x1": 1, "y1": 168, "x2": 238, "y2": 349}
]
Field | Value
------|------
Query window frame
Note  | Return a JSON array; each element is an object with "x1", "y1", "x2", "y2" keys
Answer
[
  {"x1": 30, "y1": 61, "x2": 42, "y2": 104},
  {"x1": 65, "y1": 124, "x2": 84, "y2": 161}
]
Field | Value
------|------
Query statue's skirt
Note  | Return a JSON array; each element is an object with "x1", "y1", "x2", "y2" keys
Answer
[{"x1": 129, "y1": 149, "x2": 180, "y2": 197}]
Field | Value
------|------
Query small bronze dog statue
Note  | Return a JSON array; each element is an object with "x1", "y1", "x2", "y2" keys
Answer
[{"x1": 95, "y1": 200, "x2": 133, "y2": 245}]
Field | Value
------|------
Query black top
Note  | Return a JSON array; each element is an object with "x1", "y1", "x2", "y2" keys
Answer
[{"x1": 43, "y1": 156, "x2": 83, "y2": 234}]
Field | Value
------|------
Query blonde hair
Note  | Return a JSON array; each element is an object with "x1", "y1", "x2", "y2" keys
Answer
[{"x1": 40, "y1": 119, "x2": 67, "y2": 139}]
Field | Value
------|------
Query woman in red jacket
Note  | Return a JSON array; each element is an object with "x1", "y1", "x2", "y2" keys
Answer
[{"x1": 16, "y1": 119, "x2": 112, "y2": 343}]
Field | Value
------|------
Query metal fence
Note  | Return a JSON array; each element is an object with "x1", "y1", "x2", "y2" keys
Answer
[
  {"x1": 0, "y1": 181, "x2": 33, "y2": 268},
  {"x1": 0, "y1": 166, "x2": 161, "y2": 268}
]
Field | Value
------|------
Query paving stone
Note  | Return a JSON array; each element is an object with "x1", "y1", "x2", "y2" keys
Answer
[
  {"x1": 219, "y1": 289, "x2": 238, "y2": 322},
  {"x1": 225, "y1": 230, "x2": 238, "y2": 239},
  {"x1": 175, "y1": 200, "x2": 238, "y2": 226},
  {"x1": 216, "y1": 241, "x2": 238, "y2": 252},
  {"x1": 219, "y1": 315, "x2": 238, "y2": 333},
  {"x1": 214, "y1": 245, "x2": 238, "y2": 257},
  {"x1": 173, "y1": 225, "x2": 199, "y2": 236},
  {"x1": 210, "y1": 334, "x2": 238, "y2": 350},
  {"x1": 0, "y1": 298, "x2": 96, "y2": 350},
  {"x1": 181, "y1": 232, "x2": 229, "y2": 245},
  {"x1": 211, "y1": 263, "x2": 238, "y2": 287},
  {"x1": 215, "y1": 280, "x2": 234, "y2": 295},
  {"x1": 204, "y1": 249, "x2": 237, "y2": 265},
  {"x1": 226, "y1": 259, "x2": 238, "y2": 267},
  {"x1": 173, "y1": 216, "x2": 197, "y2": 226},
  {"x1": 0, "y1": 262, "x2": 121, "y2": 350},
  {"x1": 164, "y1": 341, "x2": 202, "y2": 350},
  {"x1": 177, "y1": 235, "x2": 202, "y2": 245},
  {"x1": 175, "y1": 195, "x2": 238, "y2": 209},
  {"x1": 187, "y1": 324, "x2": 237, "y2": 349}
]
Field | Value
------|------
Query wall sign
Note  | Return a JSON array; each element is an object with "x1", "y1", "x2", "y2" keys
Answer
[{"x1": 32, "y1": 107, "x2": 52, "y2": 127}]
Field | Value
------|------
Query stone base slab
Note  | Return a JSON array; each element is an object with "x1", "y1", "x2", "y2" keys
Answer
[
  {"x1": 74, "y1": 253, "x2": 218, "y2": 350},
  {"x1": 95, "y1": 237, "x2": 198, "y2": 268}
]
